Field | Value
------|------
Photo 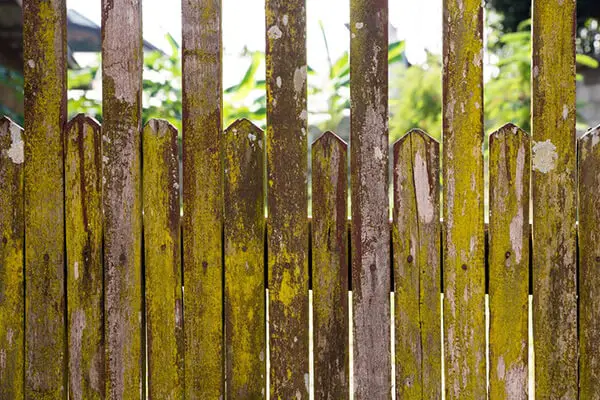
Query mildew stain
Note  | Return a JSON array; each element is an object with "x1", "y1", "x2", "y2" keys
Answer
[
  {"x1": 532, "y1": 139, "x2": 558, "y2": 173},
  {"x1": 293, "y1": 66, "x2": 306, "y2": 94},
  {"x1": 268, "y1": 25, "x2": 283, "y2": 40}
]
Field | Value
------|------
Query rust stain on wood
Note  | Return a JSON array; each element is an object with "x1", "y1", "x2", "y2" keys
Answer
[
  {"x1": 266, "y1": 0, "x2": 309, "y2": 397},
  {"x1": 578, "y1": 125, "x2": 600, "y2": 398},
  {"x1": 312, "y1": 131, "x2": 349, "y2": 399},
  {"x1": 532, "y1": 1, "x2": 577, "y2": 398},
  {"x1": 181, "y1": 0, "x2": 224, "y2": 397},
  {"x1": 488, "y1": 124, "x2": 529, "y2": 400},
  {"x1": 65, "y1": 115, "x2": 104, "y2": 400},
  {"x1": 350, "y1": 0, "x2": 391, "y2": 397},
  {"x1": 143, "y1": 119, "x2": 184, "y2": 399},
  {"x1": 224, "y1": 119, "x2": 266, "y2": 399},
  {"x1": 393, "y1": 129, "x2": 441, "y2": 399},
  {"x1": 23, "y1": 0, "x2": 68, "y2": 397},
  {"x1": 0, "y1": 117, "x2": 24, "y2": 399},
  {"x1": 101, "y1": 0, "x2": 144, "y2": 397}
]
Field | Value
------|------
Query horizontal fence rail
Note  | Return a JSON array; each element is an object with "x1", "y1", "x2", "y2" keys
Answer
[{"x1": 0, "y1": 0, "x2": 596, "y2": 399}]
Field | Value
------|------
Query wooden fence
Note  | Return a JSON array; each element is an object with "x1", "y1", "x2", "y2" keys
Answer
[{"x1": 0, "y1": 0, "x2": 597, "y2": 399}]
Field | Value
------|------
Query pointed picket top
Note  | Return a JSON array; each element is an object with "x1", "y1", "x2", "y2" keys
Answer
[
  {"x1": 66, "y1": 113, "x2": 101, "y2": 132},
  {"x1": 0, "y1": 116, "x2": 24, "y2": 165},
  {"x1": 225, "y1": 118, "x2": 263, "y2": 136},
  {"x1": 393, "y1": 128, "x2": 439, "y2": 152},
  {"x1": 313, "y1": 130, "x2": 348, "y2": 150},
  {"x1": 579, "y1": 123, "x2": 600, "y2": 145},
  {"x1": 144, "y1": 118, "x2": 178, "y2": 138},
  {"x1": 490, "y1": 123, "x2": 529, "y2": 140}
]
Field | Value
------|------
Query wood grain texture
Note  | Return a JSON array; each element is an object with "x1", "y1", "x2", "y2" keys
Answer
[
  {"x1": 143, "y1": 119, "x2": 184, "y2": 399},
  {"x1": 0, "y1": 117, "x2": 24, "y2": 399},
  {"x1": 488, "y1": 124, "x2": 529, "y2": 400},
  {"x1": 181, "y1": 1, "x2": 224, "y2": 397},
  {"x1": 442, "y1": 0, "x2": 486, "y2": 397},
  {"x1": 224, "y1": 119, "x2": 266, "y2": 399},
  {"x1": 22, "y1": 0, "x2": 67, "y2": 397},
  {"x1": 578, "y1": 125, "x2": 600, "y2": 399},
  {"x1": 350, "y1": 0, "x2": 391, "y2": 397},
  {"x1": 101, "y1": 0, "x2": 143, "y2": 397},
  {"x1": 392, "y1": 129, "x2": 441, "y2": 399},
  {"x1": 65, "y1": 115, "x2": 104, "y2": 400},
  {"x1": 311, "y1": 131, "x2": 349, "y2": 399},
  {"x1": 266, "y1": 0, "x2": 309, "y2": 398},
  {"x1": 532, "y1": 1, "x2": 577, "y2": 398}
]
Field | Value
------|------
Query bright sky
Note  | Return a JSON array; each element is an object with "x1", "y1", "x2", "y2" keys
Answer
[{"x1": 67, "y1": 0, "x2": 443, "y2": 86}]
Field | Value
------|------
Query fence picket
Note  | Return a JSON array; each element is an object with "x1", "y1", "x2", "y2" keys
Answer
[
  {"x1": 532, "y1": 1, "x2": 578, "y2": 398},
  {"x1": 181, "y1": 1, "x2": 224, "y2": 396},
  {"x1": 442, "y1": 0, "x2": 486, "y2": 397},
  {"x1": 312, "y1": 131, "x2": 349, "y2": 399},
  {"x1": 266, "y1": 0, "x2": 310, "y2": 397},
  {"x1": 578, "y1": 125, "x2": 600, "y2": 397},
  {"x1": 65, "y1": 115, "x2": 104, "y2": 400},
  {"x1": 23, "y1": 0, "x2": 67, "y2": 397},
  {"x1": 142, "y1": 119, "x2": 184, "y2": 399},
  {"x1": 488, "y1": 124, "x2": 529, "y2": 399},
  {"x1": 392, "y1": 129, "x2": 441, "y2": 399},
  {"x1": 101, "y1": 0, "x2": 144, "y2": 396},
  {"x1": 350, "y1": 0, "x2": 391, "y2": 397},
  {"x1": 0, "y1": 117, "x2": 24, "y2": 399},
  {"x1": 224, "y1": 119, "x2": 266, "y2": 399}
]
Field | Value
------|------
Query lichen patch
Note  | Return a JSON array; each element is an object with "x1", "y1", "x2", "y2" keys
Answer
[
  {"x1": 532, "y1": 139, "x2": 558, "y2": 173},
  {"x1": 6, "y1": 123, "x2": 24, "y2": 164}
]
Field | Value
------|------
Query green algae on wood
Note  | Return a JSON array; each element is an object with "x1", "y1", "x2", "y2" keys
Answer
[
  {"x1": 142, "y1": 120, "x2": 184, "y2": 399},
  {"x1": 488, "y1": 124, "x2": 529, "y2": 400},
  {"x1": 65, "y1": 115, "x2": 104, "y2": 400},
  {"x1": 532, "y1": 1, "x2": 577, "y2": 398},
  {"x1": 0, "y1": 117, "x2": 24, "y2": 399},
  {"x1": 224, "y1": 119, "x2": 266, "y2": 399},
  {"x1": 101, "y1": 0, "x2": 144, "y2": 397},
  {"x1": 23, "y1": 0, "x2": 68, "y2": 397},
  {"x1": 392, "y1": 129, "x2": 441, "y2": 399},
  {"x1": 181, "y1": 0, "x2": 224, "y2": 397},
  {"x1": 350, "y1": 0, "x2": 391, "y2": 397},
  {"x1": 578, "y1": 125, "x2": 600, "y2": 398},
  {"x1": 442, "y1": 0, "x2": 486, "y2": 397},
  {"x1": 312, "y1": 131, "x2": 349, "y2": 399},
  {"x1": 266, "y1": 0, "x2": 310, "y2": 398}
]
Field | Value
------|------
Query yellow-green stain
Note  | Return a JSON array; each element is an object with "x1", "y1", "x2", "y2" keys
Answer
[
  {"x1": 65, "y1": 115, "x2": 104, "y2": 399},
  {"x1": 224, "y1": 119, "x2": 266, "y2": 399},
  {"x1": 143, "y1": 119, "x2": 184, "y2": 399},
  {"x1": 23, "y1": 0, "x2": 67, "y2": 397},
  {"x1": 442, "y1": 0, "x2": 486, "y2": 398},
  {"x1": 532, "y1": 1, "x2": 577, "y2": 398},
  {"x1": 488, "y1": 124, "x2": 529, "y2": 399},
  {"x1": 0, "y1": 117, "x2": 24, "y2": 399}
]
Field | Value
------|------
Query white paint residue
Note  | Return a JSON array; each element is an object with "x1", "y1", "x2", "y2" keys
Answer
[
  {"x1": 304, "y1": 373, "x2": 309, "y2": 393},
  {"x1": 267, "y1": 25, "x2": 283, "y2": 40},
  {"x1": 293, "y1": 66, "x2": 306, "y2": 94},
  {"x1": 355, "y1": 22, "x2": 364, "y2": 29},
  {"x1": 593, "y1": 132, "x2": 600, "y2": 147},
  {"x1": 27, "y1": 60, "x2": 35, "y2": 69},
  {"x1": 282, "y1": 14, "x2": 289, "y2": 26},
  {"x1": 473, "y1": 49, "x2": 483, "y2": 67},
  {"x1": 248, "y1": 133, "x2": 257, "y2": 142},
  {"x1": 533, "y1": 65, "x2": 539, "y2": 78},
  {"x1": 562, "y1": 104, "x2": 569, "y2": 120},
  {"x1": 299, "y1": 110, "x2": 307, "y2": 120},
  {"x1": 296, "y1": 389, "x2": 302, "y2": 399},
  {"x1": 276, "y1": 76, "x2": 282, "y2": 88},
  {"x1": 374, "y1": 147, "x2": 383, "y2": 161},
  {"x1": 413, "y1": 151, "x2": 434, "y2": 223},
  {"x1": 74, "y1": 262, "x2": 79, "y2": 280},
  {"x1": 532, "y1": 139, "x2": 558, "y2": 173},
  {"x1": 7, "y1": 123, "x2": 24, "y2": 164}
]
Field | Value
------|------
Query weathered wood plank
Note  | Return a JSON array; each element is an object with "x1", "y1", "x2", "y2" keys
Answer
[
  {"x1": 65, "y1": 115, "x2": 104, "y2": 400},
  {"x1": 142, "y1": 119, "x2": 184, "y2": 399},
  {"x1": 266, "y1": 0, "x2": 310, "y2": 398},
  {"x1": 0, "y1": 117, "x2": 24, "y2": 399},
  {"x1": 578, "y1": 125, "x2": 600, "y2": 398},
  {"x1": 101, "y1": 0, "x2": 144, "y2": 397},
  {"x1": 350, "y1": 0, "x2": 391, "y2": 397},
  {"x1": 181, "y1": 0, "x2": 224, "y2": 397},
  {"x1": 312, "y1": 131, "x2": 349, "y2": 399},
  {"x1": 532, "y1": 1, "x2": 577, "y2": 398},
  {"x1": 442, "y1": 0, "x2": 486, "y2": 397},
  {"x1": 392, "y1": 129, "x2": 441, "y2": 399},
  {"x1": 488, "y1": 124, "x2": 529, "y2": 400},
  {"x1": 224, "y1": 119, "x2": 266, "y2": 399},
  {"x1": 23, "y1": 0, "x2": 68, "y2": 397}
]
